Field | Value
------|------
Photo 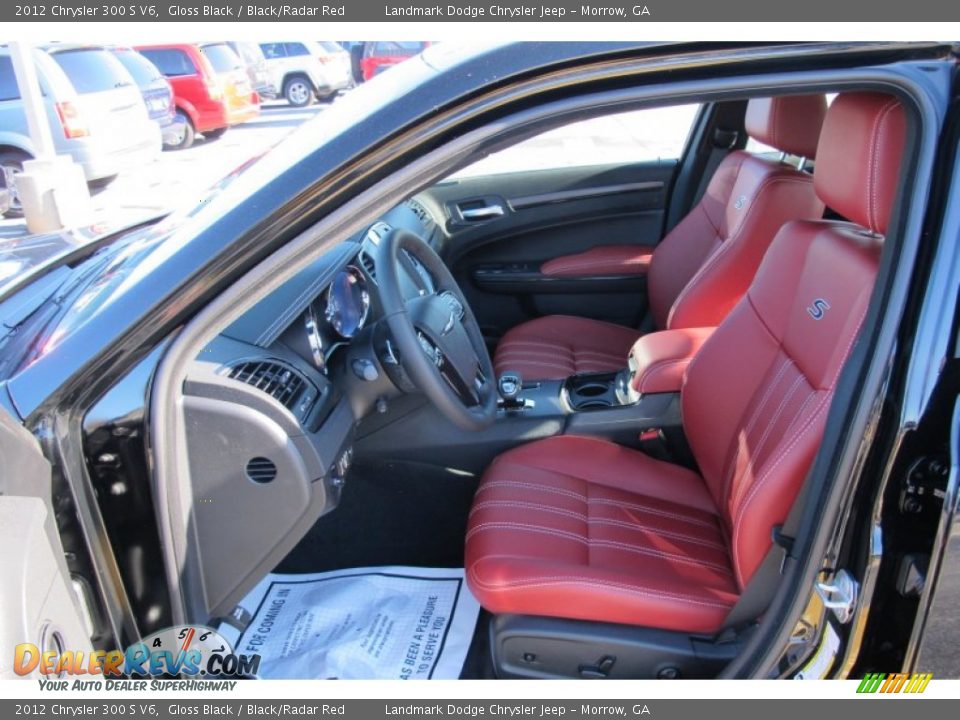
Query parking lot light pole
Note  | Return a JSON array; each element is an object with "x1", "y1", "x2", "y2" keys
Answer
[
  {"x1": 9, "y1": 42, "x2": 91, "y2": 234},
  {"x1": 9, "y1": 43, "x2": 55, "y2": 160}
]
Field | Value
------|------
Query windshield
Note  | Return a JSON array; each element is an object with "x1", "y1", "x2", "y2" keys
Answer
[
  {"x1": 112, "y1": 49, "x2": 163, "y2": 86},
  {"x1": 201, "y1": 43, "x2": 243, "y2": 73},
  {"x1": 50, "y1": 48, "x2": 134, "y2": 93}
]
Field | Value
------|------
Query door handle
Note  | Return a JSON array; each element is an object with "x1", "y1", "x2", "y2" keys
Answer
[{"x1": 460, "y1": 204, "x2": 505, "y2": 220}]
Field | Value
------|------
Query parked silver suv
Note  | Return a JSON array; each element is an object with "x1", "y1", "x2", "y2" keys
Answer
[
  {"x1": 259, "y1": 41, "x2": 352, "y2": 107},
  {"x1": 0, "y1": 44, "x2": 161, "y2": 216}
]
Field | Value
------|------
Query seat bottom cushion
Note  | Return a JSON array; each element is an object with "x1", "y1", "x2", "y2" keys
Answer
[
  {"x1": 493, "y1": 315, "x2": 639, "y2": 380},
  {"x1": 465, "y1": 436, "x2": 740, "y2": 633}
]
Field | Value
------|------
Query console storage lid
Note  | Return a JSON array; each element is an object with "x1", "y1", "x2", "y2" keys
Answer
[{"x1": 628, "y1": 327, "x2": 715, "y2": 395}]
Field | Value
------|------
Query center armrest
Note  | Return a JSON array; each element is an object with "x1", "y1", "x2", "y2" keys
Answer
[{"x1": 628, "y1": 327, "x2": 715, "y2": 395}]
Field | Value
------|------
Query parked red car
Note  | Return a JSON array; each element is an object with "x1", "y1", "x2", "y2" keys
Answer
[
  {"x1": 135, "y1": 42, "x2": 259, "y2": 150},
  {"x1": 360, "y1": 41, "x2": 431, "y2": 81}
]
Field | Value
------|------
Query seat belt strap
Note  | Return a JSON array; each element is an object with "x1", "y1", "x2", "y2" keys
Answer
[{"x1": 720, "y1": 477, "x2": 811, "y2": 632}]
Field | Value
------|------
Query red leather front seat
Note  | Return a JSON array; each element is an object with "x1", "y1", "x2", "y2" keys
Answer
[
  {"x1": 466, "y1": 93, "x2": 905, "y2": 633},
  {"x1": 493, "y1": 94, "x2": 828, "y2": 380}
]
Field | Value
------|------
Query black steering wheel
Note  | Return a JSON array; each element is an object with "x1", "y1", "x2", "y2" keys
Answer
[{"x1": 377, "y1": 228, "x2": 497, "y2": 431}]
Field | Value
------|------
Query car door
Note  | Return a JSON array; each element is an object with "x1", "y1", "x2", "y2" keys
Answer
[
  {"x1": 420, "y1": 103, "x2": 705, "y2": 347},
  {"x1": 0, "y1": 408, "x2": 92, "y2": 679}
]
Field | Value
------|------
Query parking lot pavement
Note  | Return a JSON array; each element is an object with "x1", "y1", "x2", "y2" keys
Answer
[{"x1": 0, "y1": 101, "x2": 326, "y2": 242}]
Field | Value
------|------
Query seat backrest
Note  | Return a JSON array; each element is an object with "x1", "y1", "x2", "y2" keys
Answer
[
  {"x1": 647, "y1": 94, "x2": 828, "y2": 330},
  {"x1": 681, "y1": 92, "x2": 906, "y2": 589}
]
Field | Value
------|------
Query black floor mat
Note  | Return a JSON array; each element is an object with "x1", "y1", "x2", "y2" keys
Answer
[
  {"x1": 275, "y1": 458, "x2": 479, "y2": 574},
  {"x1": 460, "y1": 610, "x2": 496, "y2": 679},
  {"x1": 275, "y1": 458, "x2": 495, "y2": 677}
]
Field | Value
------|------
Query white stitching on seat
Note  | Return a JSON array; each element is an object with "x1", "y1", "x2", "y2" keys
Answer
[
  {"x1": 577, "y1": 349, "x2": 633, "y2": 361},
  {"x1": 479, "y1": 480, "x2": 586, "y2": 502},
  {"x1": 478, "y1": 480, "x2": 719, "y2": 529},
  {"x1": 498, "y1": 340, "x2": 572, "y2": 351},
  {"x1": 742, "y1": 355, "x2": 792, "y2": 441},
  {"x1": 467, "y1": 522, "x2": 733, "y2": 574},
  {"x1": 587, "y1": 518, "x2": 727, "y2": 550},
  {"x1": 720, "y1": 354, "x2": 792, "y2": 497},
  {"x1": 588, "y1": 498, "x2": 717, "y2": 529},
  {"x1": 866, "y1": 99, "x2": 900, "y2": 232},
  {"x1": 730, "y1": 292, "x2": 871, "y2": 586},
  {"x1": 469, "y1": 500, "x2": 726, "y2": 550},
  {"x1": 730, "y1": 375, "x2": 810, "y2": 513},
  {"x1": 494, "y1": 357, "x2": 576, "y2": 373},
  {"x1": 469, "y1": 500, "x2": 587, "y2": 521},
  {"x1": 731, "y1": 392, "x2": 830, "y2": 586},
  {"x1": 468, "y1": 569, "x2": 735, "y2": 610},
  {"x1": 466, "y1": 521, "x2": 588, "y2": 543}
]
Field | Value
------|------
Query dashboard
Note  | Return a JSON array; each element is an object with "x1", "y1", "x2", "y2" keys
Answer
[
  {"x1": 172, "y1": 195, "x2": 445, "y2": 619},
  {"x1": 181, "y1": 196, "x2": 442, "y2": 506}
]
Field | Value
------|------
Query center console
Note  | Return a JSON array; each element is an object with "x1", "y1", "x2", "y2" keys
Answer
[
  {"x1": 356, "y1": 328, "x2": 715, "y2": 473},
  {"x1": 500, "y1": 371, "x2": 678, "y2": 448},
  {"x1": 498, "y1": 327, "x2": 716, "y2": 447}
]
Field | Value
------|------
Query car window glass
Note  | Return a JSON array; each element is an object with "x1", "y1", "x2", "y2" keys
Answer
[
  {"x1": 201, "y1": 44, "x2": 243, "y2": 74},
  {"x1": 140, "y1": 48, "x2": 196, "y2": 77},
  {"x1": 112, "y1": 50, "x2": 162, "y2": 86},
  {"x1": 259, "y1": 43, "x2": 284, "y2": 59},
  {"x1": 450, "y1": 104, "x2": 701, "y2": 179},
  {"x1": 50, "y1": 49, "x2": 134, "y2": 94},
  {"x1": 370, "y1": 41, "x2": 425, "y2": 56},
  {"x1": 284, "y1": 43, "x2": 310, "y2": 57},
  {"x1": 0, "y1": 56, "x2": 20, "y2": 101},
  {"x1": 319, "y1": 41, "x2": 342, "y2": 53}
]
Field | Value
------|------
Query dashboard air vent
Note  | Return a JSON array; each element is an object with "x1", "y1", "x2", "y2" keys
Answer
[
  {"x1": 246, "y1": 457, "x2": 277, "y2": 484},
  {"x1": 358, "y1": 251, "x2": 377, "y2": 283},
  {"x1": 226, "y1": 360, "x2": 311, "y2": 415}
]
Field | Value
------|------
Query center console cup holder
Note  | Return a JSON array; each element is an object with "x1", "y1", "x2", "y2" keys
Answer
[
  {"x1": 575, "y1": 382, "x2": 609, "y2": 397},
  {"x1": 565, "y1": 373, "x2": 623, "y2": 410}
]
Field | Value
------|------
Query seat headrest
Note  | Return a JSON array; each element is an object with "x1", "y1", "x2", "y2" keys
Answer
[
  {"x1": 813, "y1": 92, "x2": 906, "y2": 235},
  {"x1": 744, "y1": 94, "x2": 827, "y2": 159}
]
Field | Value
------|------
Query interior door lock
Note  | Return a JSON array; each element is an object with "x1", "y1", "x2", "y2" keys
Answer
[{"x1": 815, "y1": 569, "x2": 858, "y2": 624}]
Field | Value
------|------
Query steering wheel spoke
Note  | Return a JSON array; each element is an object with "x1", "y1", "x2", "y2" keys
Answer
[{"x1": 377, "y1": 228, "x2": 497, "y2": 430}]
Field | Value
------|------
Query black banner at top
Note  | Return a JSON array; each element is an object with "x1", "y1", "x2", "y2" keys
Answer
[{"x1": 4, "y1": 0, "x2": 960, "y2": 22}]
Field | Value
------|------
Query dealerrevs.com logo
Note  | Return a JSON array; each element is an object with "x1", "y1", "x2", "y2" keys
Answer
[{"x1": 13, "y1": 625, "x2": 260, "y2": 688}]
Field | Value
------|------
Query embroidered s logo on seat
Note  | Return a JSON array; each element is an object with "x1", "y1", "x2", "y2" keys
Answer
[
  {"x1": 734, "y1": 195, "x2": 747, "y2": 210},
  {"x1": 807, "y1": 298, "x2": 831, "y2": 320}
]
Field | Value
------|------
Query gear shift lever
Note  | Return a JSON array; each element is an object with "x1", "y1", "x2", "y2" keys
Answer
[{"x1": 498, "y1": 371, "x2": 524, "y2": 409}]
